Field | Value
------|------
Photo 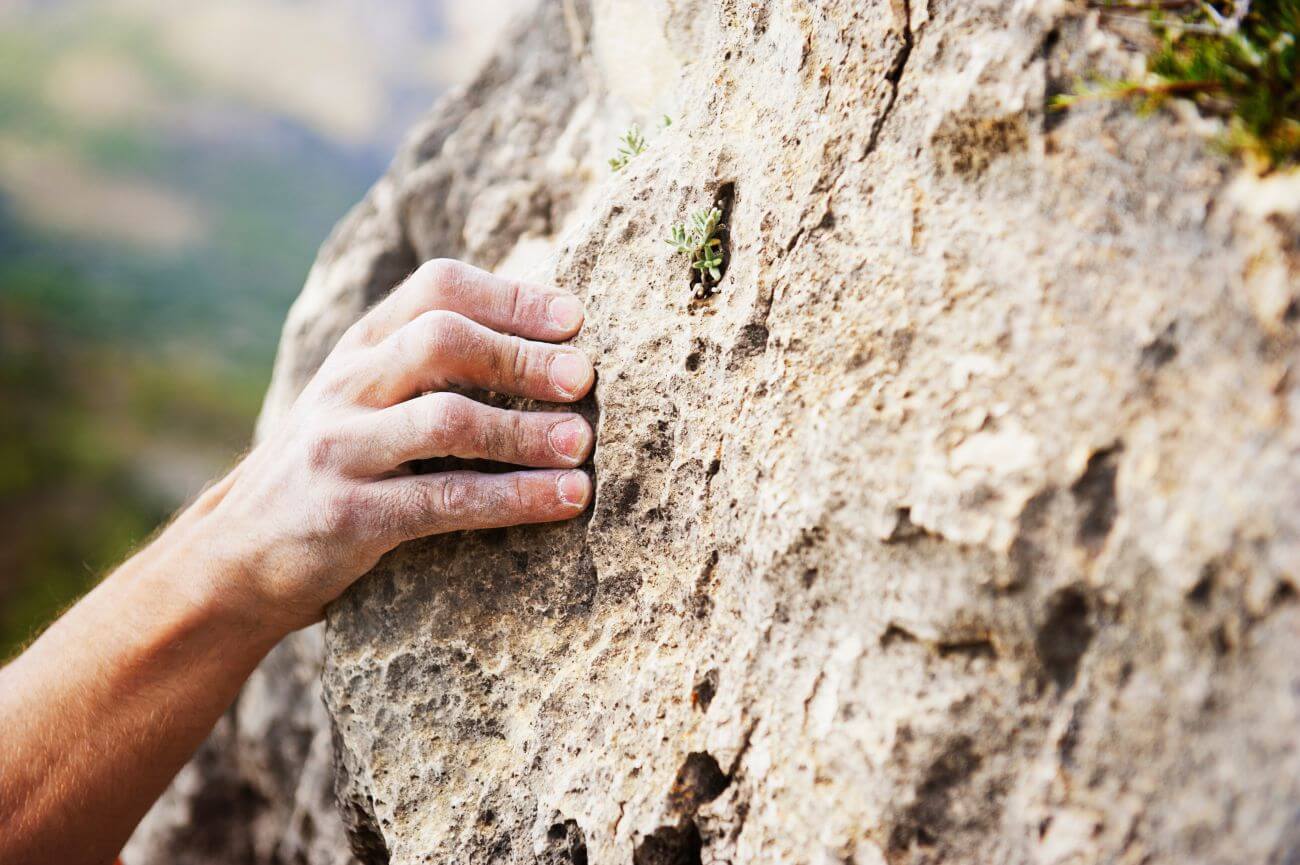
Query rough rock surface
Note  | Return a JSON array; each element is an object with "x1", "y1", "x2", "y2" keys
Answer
[{"x1": 129, "y1": 1, "x2": 1300, "y2": 863}]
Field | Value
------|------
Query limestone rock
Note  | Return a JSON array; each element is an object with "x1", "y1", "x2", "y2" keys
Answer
[{"x1": 130, "y1": 1, "x2": 1300, "y2": 863}]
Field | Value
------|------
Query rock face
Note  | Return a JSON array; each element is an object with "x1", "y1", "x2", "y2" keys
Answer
[{"x1": 128, "y1": 1, "x2": 1300, "y2": 863}]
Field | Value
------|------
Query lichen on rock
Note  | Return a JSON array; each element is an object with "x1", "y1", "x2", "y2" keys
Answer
[{"x1": 129, "y1": 1, "x2": 1300, "y2": 864}]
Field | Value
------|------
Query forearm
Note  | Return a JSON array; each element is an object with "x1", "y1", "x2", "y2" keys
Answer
[
  {"x1": 0, "y1": 260, "x2": 595, "y2": 864},
  {"x1": 0, "y1": 477, "x2": 287, "y2": 865}
]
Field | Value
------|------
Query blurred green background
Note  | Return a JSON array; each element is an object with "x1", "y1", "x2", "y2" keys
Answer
[{"x1": 0, "y1": 0, "x2": 525, "y2": 655}]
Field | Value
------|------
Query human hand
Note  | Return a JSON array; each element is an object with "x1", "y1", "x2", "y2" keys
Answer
[{"x1": 190, "y1": 259, "x2": 595, "y2": 634}]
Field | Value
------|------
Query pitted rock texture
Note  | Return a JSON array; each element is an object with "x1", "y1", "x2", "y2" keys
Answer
[{"x1": 130, "y1": 1, "x2": 1300, "y2": 863}]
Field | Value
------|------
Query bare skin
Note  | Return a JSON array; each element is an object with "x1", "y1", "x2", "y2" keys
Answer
[{"x1": 0, "y1": 259, "x2": 597, "y2": 865}]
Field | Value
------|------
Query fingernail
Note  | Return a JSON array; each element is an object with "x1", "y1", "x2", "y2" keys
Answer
[
  {"x1": 557, "y1": 470, "x2": 591, "y2": 508},
  {"x1": 548, "y1": 417, "x2": 591, "y2": 463},
  {"x1": 549, "y1": 352, "x2": 592, "y2": 397},
  {"x1": 548, "y1": 294, "x2": 584, "y2": 331}
]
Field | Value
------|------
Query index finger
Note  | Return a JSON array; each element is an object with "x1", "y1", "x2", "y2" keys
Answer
[{"x1": 345, "y1": 259, "x2": 584, "y2": 347}]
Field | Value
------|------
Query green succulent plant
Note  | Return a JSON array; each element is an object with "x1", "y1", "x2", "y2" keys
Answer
[
  {"x1": 608, "y1": 125, "x2": 648, "y2": 171},
  {"x1": 1054, "y1": 0, "x2": 1299, "y2": 168},
  {"x1": 666, "y1": 204, "x2": 726, "y2": 289}
]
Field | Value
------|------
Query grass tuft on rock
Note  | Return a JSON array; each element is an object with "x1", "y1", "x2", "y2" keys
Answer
[{"x1": 1056, "y1": 0, "x2": 1299, "y2": 169}]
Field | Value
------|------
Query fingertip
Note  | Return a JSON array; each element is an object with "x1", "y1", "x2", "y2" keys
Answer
[
  {"x1": 548, "y1": 351, "x2": 595, "y2": 400},
  {"x1": 556, "y1": 470, "x2": 592, "y2": 510},
  {"x1": 547, "y1": 293, "x2": 585, "y2": 335},
  {"x1": 547, "y1": 415, "x2": 594, "y2": 465}
]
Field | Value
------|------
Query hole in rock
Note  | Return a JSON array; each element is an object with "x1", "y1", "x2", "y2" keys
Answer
[
  {"x1": 1035, "y1": 588, "x2": 1094, "y2": 691},
  {"x1": 888, "y1": 736, "x2": 981, "y2": 857},
  {"x1": 632, "y1": 821, "x2": 702, "y2": 865},
  {"x1": 543, "y1": 819, "x2": 588, "y2": 865},
  {"x1": 1071, "y1": 444, "x2": 1121, "y2": 554},
  {"x1": 688, "y1": 181, "x2": 735, "y2": 300},
  {"x1": 668, "y1": 752, "x2": 730, "y2": 815},
  {"x1": 1188, "y1": 566, "x2": 1215, "y2": 605}
]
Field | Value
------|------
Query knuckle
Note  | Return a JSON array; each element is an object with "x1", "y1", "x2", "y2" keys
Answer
[
  {"x1": 414, "y1": 258, "x2": 470, "y2": 311},
  {"x1": 417, "y1": 309, "x2": 464, "y2": 350},
  {"x1": 473, "y1": 407, "x2": 511, "y2": 459},
  {"x1": 504, "y1": 279, "x2": 523, "y2": 326},
  {"x1": 321, "y1": 485, "x2": 368, "y2": 537},
  {"x1": 505, "y1": 410, "x2": 530, "y2": 458},
  {"x1": 501, "y1": 335, "x2": 529, "y2": 385},
  {"x1": 340, "y1": 312, "x2": 384, "y2": 348},
  {"x1": 378, "y1": 480, "x2": 445, "y2": 540},
  {"x1": 319, "y1": 357, "x2": 366, "y2": 403},
  {"x1": 305, "y1": 429, "x2": 345, "y2": 472},
  {"x1": 398, "y1": 480, "x2": 436, "y2": 522},
  {"x1": 369, "y1": 486, "x2": 407, "y2": 538},
  {"x1": 338, "y1": 318, "x2": 367, "y2": 348},
  {"x1": 422, "y1": 393, "x2": 472, "y2": 448},
  {"x1": 437, "y1": 474, "x2": 477, "y2": 516},
  {"x1": 415, "y1": 257, "x2": 461, "y2": 293},
  {"x1": 509, "y1": 473, "x2": 529, "y2": 511}
]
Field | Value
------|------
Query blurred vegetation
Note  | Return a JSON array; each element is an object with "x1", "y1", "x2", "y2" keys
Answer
[
  {"x1": 0, "y1": 10, "x2": 399, "y2": 656},
  {"x1": 1058, "y1": 0, "x2": 1299, "y2": 169},
  {"x1": 0, "y1": 285, "x2": 263, "y2": 656}
]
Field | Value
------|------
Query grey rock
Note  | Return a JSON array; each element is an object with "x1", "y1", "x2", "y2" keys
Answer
[{"x1": 129, "y1": 1, "x2": 1300, "y2": 863}]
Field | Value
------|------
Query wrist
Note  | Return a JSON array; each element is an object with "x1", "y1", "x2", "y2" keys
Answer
[{"x1": 134, "y1": 502, "x2": 294, "y2": 653}]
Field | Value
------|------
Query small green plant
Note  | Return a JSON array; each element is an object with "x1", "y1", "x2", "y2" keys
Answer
[
  {"x1": 608, "y1": 118, "x2": 673, "y2": 171},
  {"x1": 1054, "y1": 0, "x2": 1299, "y2": 168},
  {"x1": 608, "y1": 125, "x2": 648, "y2": 171},
  {"x1": 666, "y1": 203, "x2": 726, "y2": 295}
]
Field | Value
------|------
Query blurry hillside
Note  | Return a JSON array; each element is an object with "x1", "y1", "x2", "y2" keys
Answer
[{"x1": 0, "y1": 0, "x2": 531, "y2": 654}]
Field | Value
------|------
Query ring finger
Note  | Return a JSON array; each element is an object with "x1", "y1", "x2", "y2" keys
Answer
[{"x1": 342, "y1": 392, "x2": 594, "y2": 476}]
